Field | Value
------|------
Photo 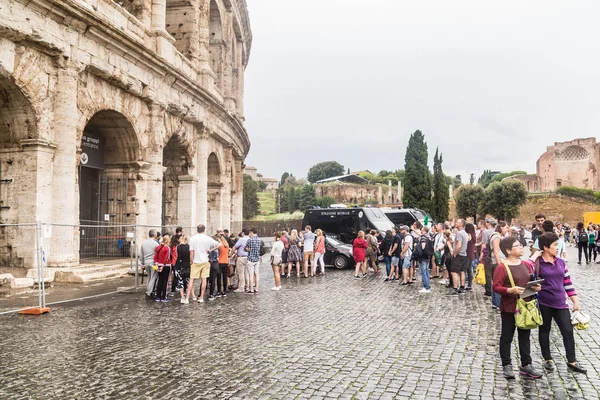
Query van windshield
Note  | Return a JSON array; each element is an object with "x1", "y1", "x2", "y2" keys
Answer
[
  {"x1": 412, "y1": 209, "x2": 428, "y2": 224},
  {"x1": 363, "y1": 208, "x2": 395, "y2": 231}
]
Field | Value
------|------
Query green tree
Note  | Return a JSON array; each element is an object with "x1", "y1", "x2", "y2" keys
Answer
[
  {"x1": 490, "y1": 170, "x2": 528, "y2": 183},
  {"x1": 280, "y1": 172, "x2": 290, "y2": 186},
  {"x1": 402, "y1": 130, "x2": 432, "y2": 211},
  {"x1": 480, "y1": 180, "x2": 527, "y2": 222},
  {"x1": 359, "y1": 171, "x2": 378, "y2": 184},
  {"x1": 307, "y1": 161, "x2": 345, "y2": 183},
  {"x1": 285, "y1": 186, "x2": 298, "y2": 212},
  {"x1": 316, "y1": 195, "x2": 336, "y2": 208},
  {"x1": 478, "y1": 169, "x2": 501, "y2": 188},
  {"x1": 454, "y1": 184, "x2": 484, "y2": 221},
  {"x1": 469, "y1": 173, "x2": 475, "y2": 185},
  {"x1": 431, "y1": 148, "x2": 449, "y2": 222},
  {"x1": 243, "y1": 174, "x2": 260, "y2": 219},
  {"x1": 298, "y1": 185, "x2": 317, "y2": 211}
]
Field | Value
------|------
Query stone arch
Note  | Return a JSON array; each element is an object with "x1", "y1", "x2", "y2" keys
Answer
[
  {"x1": 162, "y1": 133, "x2": 193, "y2": 226},
  {"x1": 209, "y1": 0, "x2": 225, "y2": 91},
  {"x1": 207, "y1": 151, "x2": 222, "y2": 231},
  {"x1": 0, "y1": 75, "x2": 38, "y2": 146},
  {"x1": 78, "y1": 110, "x2": 141, "y2": 230}
]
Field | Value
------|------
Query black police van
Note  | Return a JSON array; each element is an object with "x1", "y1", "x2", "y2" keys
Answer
[
  {"x1": 302, "y1": 207, "x2": 395, "y2": 244},
  {"x1": 380, "y1": 208, "x2": 430, "y2": 228}
]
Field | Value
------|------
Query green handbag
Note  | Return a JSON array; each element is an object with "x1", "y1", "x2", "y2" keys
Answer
[{"x1": 505, "y1": 264, "x2": 543, "y2": 330}]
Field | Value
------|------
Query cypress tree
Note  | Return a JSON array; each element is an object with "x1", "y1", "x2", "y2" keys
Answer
[
  {"x1": 431, "y1": 148, "x2": 449, "y2": 221},
  {"x1": 402, "y1": 130, "x2": 432, "y2": 211}
]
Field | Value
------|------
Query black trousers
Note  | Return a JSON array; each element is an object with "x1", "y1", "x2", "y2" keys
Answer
[
  {"x1": 589, "y1": 243, "x2": 597, "y2": 261},
  {"x1": 539, "y1": 305, "x2": 577, "y2": 363},
  {"x1": 156, "y1": 266, "x2": 171, "y2": 300},
  {"x1": 484, "y1": 260, "x2": 493, "y2": 295},
  {"x1": 209, "y1": 261, "x2": 220, "y2": 296},
  {"x1": 500, "y1": 312, "x2": 532, "y2": 367},
  {"x1": 578, "y1": 242, "x2": 589, "y2": 263},
  {"x1": 217, "y1": 263, "x2": 228, "y2": 293}
]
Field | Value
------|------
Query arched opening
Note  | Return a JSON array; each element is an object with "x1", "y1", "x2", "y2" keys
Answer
[
  {"x1": 207, "y1": 152, "x2": 222, "y2": 232},
  {"x1": 162, "y1": 135, "x2": 190, "y2": 227},
  {"x1": 209, "y1": 0, "x2": 224, "y2": 91},
  {"x1": 79, "y1": 110, "x2": 139, "y2": 258},
  {"x1": 0, "y1": 76, "x2": 38, "y2": 267},
  {"x1": 166, "y1": 0, "x2": 195, "y2": 61}
]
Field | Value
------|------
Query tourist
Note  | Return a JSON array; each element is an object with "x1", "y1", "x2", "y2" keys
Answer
[
  {"x1": 175, "y1": 234, "x2": 191, "y2": 303},
  {"x1": 588, "y1": 225, "x2": 597, "y2": 263},
  {"x1": 431, "y1": 223, "x2": 445, "y2": 280},
  {"x1": 449, "y1": 219, "x2": 469, "y2": 296},
  {"x1": 388, "y1": 227, "x2": 402, "y2": 281},
  {"x1": 531, "y1": 232, "x2": 587, "y2": 374},
  {"x1": 481, "y1": 218, "x2": 497, "y2": 297},
  {"x1": 168, "y1": 233, "x2": 180, "y2": 295},
  {"x1": 222, "y1": 229, "x2": 235, "y2": 247},
  {"x1": 208, "y1": 235, "x2": 220, "y2": 301},
  {"x1": 465, "y1": 222, "x2": 477, "y2": 291},
  {"x1": 287, "y1": 229, "x2": 302, "y2": 277},
  {"x1": 381, "y1": 230, "x2": 394, "y2": 281},
  {"x1": 216, "y1": 230, "x2": 230, "y2": 297},
  {"x1": 442, "y1": 230, "x2": 453, "y2": 287},
  {"x1": 531, "y1": 214, "x2": 545, "y2": 246},
  {"x1": 399, "y1": 225, "x2": 414, "y2": 285},
  {"x1": 270, "y1": 232, "x2": 284, "y2": 290},
  {"x1": 415, "y1": 226, "x2": 432, "y2": 293},
  {"x1": 141, "y1": 229, "x2": 159, "y2": 298},
  {"x1": 245, "y1": 228, "x2": 262, "y2": 293},
  {"x1": 233, "y1": 229, "x2": 249, "y2": 292},
  {"x1": 532, "y1": 220, "x2": 557, "y2": 251},
  {"x1": 564, "y1": 224, "x2": 572, "y2": 246},
  {"x1": 352, "y1": 230, "x2": 368, "y2": 279},
  {"x1": 154, "y1": 234, "x2": 172, "y2": 303},
  {"x1": 492, "y1": 236, "x2": 542, "y2": 380},
  {"x1": 314, "y1": 229, "x2": 326, "y2": 275},
  {"x1": 302, "y1": 226, "x2": 316, "y2": 277},
  {"x1": 574, "y1": 222, "x2": 589, "y2": 265},
  {"x1": 280, "y1": 229, "x2": 289, "y2": 277},
  {"x1": 410, "y1": 221, "x2": 422, "y2": 282},
  {"x1": 186, "y1": 224, "x2": 221, "y2": 304},
  {"x1": 365, "y1": 229, "x2": 379, "y2": 274},
  {"x1": 487, "y1": 222, "x2": 508, "y2": 307}
]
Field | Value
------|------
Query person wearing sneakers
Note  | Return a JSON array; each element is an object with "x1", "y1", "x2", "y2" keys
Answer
[
  {"x1": 270, "y1": 232, "x2": 284, "y2": 291},
  {"x1": 233, "y1": 229, "x2": 249, "y2": 292},
  {"x1": 449, "y1": 219, "x2": 469, "y2": 296},
  {"x1": 415, "y1": 226, "x2": 433, "y2": 293},
  {"x1": 245, "y1": 228, "x2": 262, "y2": 293},
  {"x1": 185, "y1": 224, "x2": 221, "y2": 304},
  {"x1": 493, "y1": 236, "x2": 542, "y2": 380},
  {"x1": 399, "y1": 226, "x2": 414, "y2": 286},
  {"x1": 530, "y1": 232, "x2": 587, "y2": 375}
]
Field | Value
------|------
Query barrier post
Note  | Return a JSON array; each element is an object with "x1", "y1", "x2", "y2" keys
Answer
[
  {"x1": 19, "y1": 221, "x2": 50, "y2": 315},
  {"x1": 135, "y1": 224, "x2": 139, "y2": 289}
]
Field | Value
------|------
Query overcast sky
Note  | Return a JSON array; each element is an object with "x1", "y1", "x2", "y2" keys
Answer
[{"x1": 243, "y1": 0, "x2": 600, "y2": 183}]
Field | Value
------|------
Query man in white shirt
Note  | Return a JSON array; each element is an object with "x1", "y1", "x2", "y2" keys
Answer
[
  {"x1": 185, "y1": 224, "x2": 221, "y2": 304},
  {"x1": 302, "y1": 225, "x2": 316, "y2": 277}
]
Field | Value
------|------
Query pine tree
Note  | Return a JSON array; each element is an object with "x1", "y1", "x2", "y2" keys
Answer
[
  {"x1": 431, "y1": 148, "x2": 449, "y2": 221},
  {"x1": 402, "y1": 130, "x2": 432, "y2": 211}
]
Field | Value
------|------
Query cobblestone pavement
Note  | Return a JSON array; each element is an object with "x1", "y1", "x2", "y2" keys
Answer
[{"x1": 1, "y1": 245, "x2": 599, "y2": 399}]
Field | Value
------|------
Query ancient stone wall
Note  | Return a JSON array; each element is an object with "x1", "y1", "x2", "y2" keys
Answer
[
  {"x1": 316, "y1": 183, "x2": 393, "y2": 204},
  {"x1": 0, "y1": 0, "x2": 252, "y2": 267},
  {"x1": 537, "y1": 137, "x2": 599, "y2": 192}
]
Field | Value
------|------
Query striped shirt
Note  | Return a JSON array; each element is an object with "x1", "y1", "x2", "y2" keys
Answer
[{"x1": 536, "y1": 257, "x2": 577, "y2": 309}]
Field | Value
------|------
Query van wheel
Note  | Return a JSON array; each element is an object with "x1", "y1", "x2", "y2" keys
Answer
[{"x1": 333, "y1": 255, "x2": 349, "y2": 269}]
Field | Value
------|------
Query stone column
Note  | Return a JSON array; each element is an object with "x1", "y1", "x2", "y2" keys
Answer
[
  {"x1": 177, "y1": 175, "x2": 197, "y2": 229},
  {"x1": 231, "y1": 157, "x2": 243, "y2": 233},
  {"x1": 197, "y1": 0, "x2": 215, "y2": 88},
  {"x1": 196, "y1": 129, "x2": 209, "y2": 225},
  {"x1": 151, "y1": 0, "x2": 166, "y2": 31},
  {"x1": 141, "y1": 104, "x2": 166, "y2": 229},
  {"x1": 236, "y1": 46, "x2": 246, "y2": 119},
  {"x1": 222, "y1": 11, "x2": 236, "y2": 112},
  {"x1": 220, "y1": 147, "x2": 233, "y2": 230},
  {"x1": 50, "y1": 64, "x2": 79, "y2": 266}
]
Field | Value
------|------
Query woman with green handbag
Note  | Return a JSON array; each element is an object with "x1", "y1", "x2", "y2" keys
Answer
[
  {"x1": 532, "y1": 232, "x2": 587, "y2": 374},
  {"x1": 492, "y1": 236, "x2": 543, "y2": 380}
]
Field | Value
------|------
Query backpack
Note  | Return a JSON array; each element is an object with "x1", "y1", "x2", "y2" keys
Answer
[
  {"x1": 415, "y1": 236, "x2": 434, "y2": 260},
  {"x1": 483, "y1": 233, "x2": 501, "y2": 263},
  {"x1": 260, "y1": 240, "x2": 267, "y2": 256},
  {"x1": 579, "y1": 230, "x2": 589, "y2": 243}
]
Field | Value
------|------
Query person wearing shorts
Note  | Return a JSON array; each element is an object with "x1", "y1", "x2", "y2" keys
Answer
[
  {"x1": 387, "y1": 227, "x2": 402, "y2": 281},
  {"x1": 399, "y1": 226, "x2": 414, "y2": 285},
  {"x1": 450, "y1": 219, "x2": 469, "y2": 296},
  {"x1": 270, "y1": 232, "x2": 284, "y2": 290},
  {"x1": 185, "y1": 224, "x2": 221, "y2": 304},
  {"x1": 302, "y1": 225, "x2": 316, "y2": 277}
]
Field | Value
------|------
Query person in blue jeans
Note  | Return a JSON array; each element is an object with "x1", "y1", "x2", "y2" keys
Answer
[
  {"x1": 399, "y1": 226, "x2": 414, "y2": 285},
  {"x1": 415, "y1": 226, "x2": 432, "y2": 293}
]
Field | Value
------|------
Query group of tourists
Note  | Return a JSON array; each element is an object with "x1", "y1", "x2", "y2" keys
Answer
[
  {"x1": 351, "y1": 213, "x2": 588, "y2": 380},
  {"x1": 140, "y1": 224, "x2": 327, "y2": 303}
]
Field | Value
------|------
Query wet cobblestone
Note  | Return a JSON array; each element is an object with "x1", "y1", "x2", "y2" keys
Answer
[{"x1": 1, "y1": 246, "x2": 599, "y2": 399}]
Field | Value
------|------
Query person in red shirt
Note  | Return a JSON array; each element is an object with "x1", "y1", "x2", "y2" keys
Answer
[
  {"x1": 352, "y1": 231, "x2": 368, "y2": 279},
  {"x1": 154, "y1": 234, "x2": 172, "y2": 303},
  {"x1": 492, "y1": 236, "x2": 542, "y2": 380}
]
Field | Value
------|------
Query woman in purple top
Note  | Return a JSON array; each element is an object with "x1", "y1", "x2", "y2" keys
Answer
[{"x1": 532, "y1": 232, "x2": 586, "y2": 374}]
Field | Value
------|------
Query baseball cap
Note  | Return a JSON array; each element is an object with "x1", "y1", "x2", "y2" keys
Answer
[
  {"x1": 401, "y1": 225, "x2": 410, "y2": 231},
  {"x1": 486, "y1": 218, "x2": 497, "y2": 226}
]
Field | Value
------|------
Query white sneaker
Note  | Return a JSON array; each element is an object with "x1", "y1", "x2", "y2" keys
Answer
[
  {"x1": 192, "y1": 296, "x2": 197, "y2": 301},
  {"x1": 368, "y1": 268, "x2": 374, "y2": 272},
  {"x1": 198, "y1": 298, "x2": 204, "y2": 303},
  {"x1": 233, "y1": 289, "x2": 244, "y2": 293},
  {"x1": 271, "y1": 286, "x2": 280, "y2": 291},
  {"x1": 181, "y1": 298, "x2": 189, "y2": 304},
  {"x1": 419, "y1": 288, "x2": 431, "y2": 293},
  {"x1": 438, "y1": 279, "x2": 446, "y2": 285}
]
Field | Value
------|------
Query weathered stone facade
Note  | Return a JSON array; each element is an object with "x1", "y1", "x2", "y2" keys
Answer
[
  {"x1": 537, "y1": 137, "x2": 600, "y2": 192},
  {"x1": 0, "y1": 0, "x2": 251, "y2": 267}
]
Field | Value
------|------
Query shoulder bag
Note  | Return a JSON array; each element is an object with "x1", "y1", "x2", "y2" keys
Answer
[{"x1": 505, "y1": 263, "x2": 543, "y2": 330}]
